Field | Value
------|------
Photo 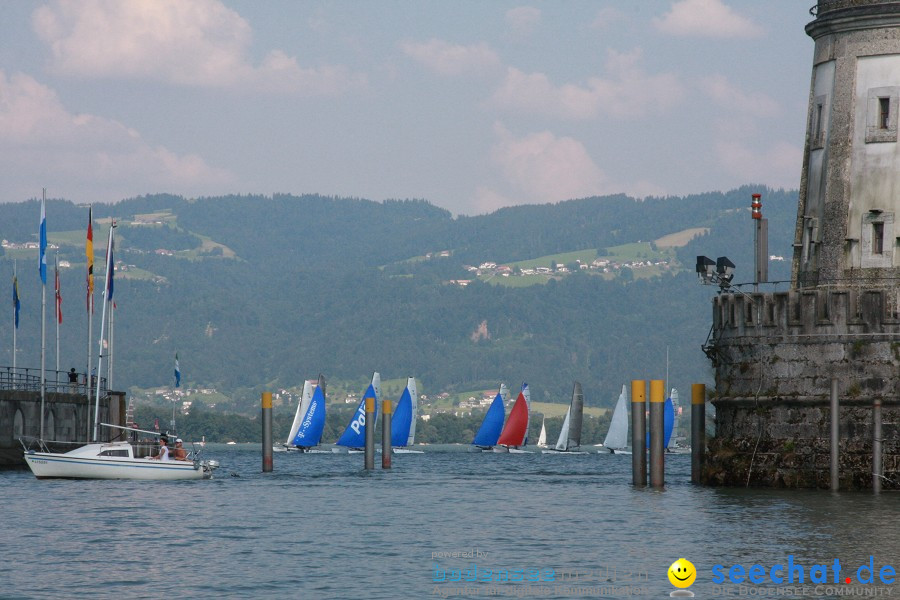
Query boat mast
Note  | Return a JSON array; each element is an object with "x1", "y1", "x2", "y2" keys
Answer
[{"x1": 92, "y1": 221, "x2": 115, "y2": 441}]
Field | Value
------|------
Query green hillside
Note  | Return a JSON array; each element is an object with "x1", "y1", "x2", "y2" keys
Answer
[{"x1": 0, "y1": 186, "x2": 796, "y2": 416}]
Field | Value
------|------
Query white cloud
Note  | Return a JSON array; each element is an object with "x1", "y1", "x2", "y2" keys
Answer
[
  {"x1": 32, "y1": 0, "x2": 365, "y2": 94},
  {"x1": 702, "y1": 75, "x2": 781, "y2": 117},
  {"x1": 505, "y1": 7, "x2": 541, "y2": 37},
  {"x1": 590, "y1": 7, "x2": 625, "y2": 30},
  {"x1": 653, "y1": 0, "x2": 763, "y2": 38},
  {"x1": 490, "y1": 49, "x2": 684, "y2": 119},
  {"x1": 0, "y1": 70, "x2": 231, "y2": 202},
  {"x1": 490, "y1": 123, "x2": 606, "y2": 203},
  {"x1": 714, "y1": 139, "x2": 801, "y2": 189},
  {"x1": 400, "y1": 39, "x2": 501, "y2": 76}
]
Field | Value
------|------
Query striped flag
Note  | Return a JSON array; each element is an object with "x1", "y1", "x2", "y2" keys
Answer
[
  {"x1": 55, "y1": 267, "x2": 62, "y2": 324},
  {"x1": 39, "y1": 196, "x2": 47, "y2": 284},
  {"x1": 12, "y1": 275, "x2": 20, "y2": 329},
  {"x1": 86, "y1": 206, "x2": 93, "y2": 313},
  {"x1": 174, "y1": 353, "x2": 181, "y2": 388},
  {"x1": 106, "y1": 232, "x2": 115, "y2": 301}
]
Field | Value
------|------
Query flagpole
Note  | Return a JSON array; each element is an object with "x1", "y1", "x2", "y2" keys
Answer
[
  {"x1": 93, "y1": 221, "x2": 114, "y2": 441},
  {"x1": 40, "y1": 189, "x2": 47, "y2": 441},
  {"x1": 12, "y1": 260, "x2": 17, "y2": 371},
  {"x1": 55, "y1": 253, "x2": 60, "y2": 374},
  {"x1": 86, "y1": 205, "x2": 94, "y2": 441}
]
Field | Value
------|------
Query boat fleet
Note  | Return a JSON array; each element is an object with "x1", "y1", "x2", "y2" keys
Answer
[{"x1": 276, "y1": 374, "x2": 687, "y2": 456}]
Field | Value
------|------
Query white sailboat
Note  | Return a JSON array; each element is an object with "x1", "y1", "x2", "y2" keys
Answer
[
  {"x1": 603, "y1": 384, "x2": 631, "y2": 455},
  {"x1": 542, "y1": 382, "x2": 587, "y2": 454},
  {"x1": 22, "y1": 225, "x2": 220, "y2": 481},
  {"x1": 537, "y1": 418, "x2": 548, "y2": 448}
]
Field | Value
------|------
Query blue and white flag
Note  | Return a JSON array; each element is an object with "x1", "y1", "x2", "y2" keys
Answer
[
  {"x1": 13, "y1": 275, "x2": 20, "y2": 329},
  {"x1": 39, "y1": 197, "x2": 47, "y2": 284},
  {"x1": 174, "y1": 353, "x2": 181, "y2": 387}
]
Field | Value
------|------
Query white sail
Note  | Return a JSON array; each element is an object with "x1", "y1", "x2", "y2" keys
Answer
[
  {"x1": 372, "y1": 372, "x2": 382, "y2": 403},
  {"x1": 555, "y1": 407, "x2": 571, "y2": 451},
  {"x1": 499, "y1": 382, "x2": 509, "y2": 404},
  {"x1": 407, "y1": 376, "x2": 418, "y2": 446},
  {"x1": 669, "y1": 387, "x2": 679, "y2": 449},
  {"x1": 603, "y1": 384, "x2": 629, "y2": 450},
  {"x1": 286, "y1": 380, "x2": 314, "y2": 446},
  {"x1": 537, "y1": 418, "x2": 547, "y2": 447},
  {"x1": 521, "y1": 383, "x2": 531, "y2": 445}
]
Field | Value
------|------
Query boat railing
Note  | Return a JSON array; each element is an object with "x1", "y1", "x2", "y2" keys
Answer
[{"x1": 0, "y1": 365, "x2": 108, "y2": 396}]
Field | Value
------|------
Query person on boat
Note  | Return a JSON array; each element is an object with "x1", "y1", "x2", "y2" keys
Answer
[
  {"x1": 171, "y1": 438, "x2": 189, "y2": 461},
  {"x1": 149, "y1": 436, "x2": 170, "y2": 460}
]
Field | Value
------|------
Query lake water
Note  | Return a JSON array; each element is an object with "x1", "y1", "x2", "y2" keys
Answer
[{"x1": 2, "y1": 444, "x2": 898, "y2": 599}]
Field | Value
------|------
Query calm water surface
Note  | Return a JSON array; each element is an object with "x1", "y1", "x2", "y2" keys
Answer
[{"x1": 1, "y1": 445, "x2": 898, "y2": 599}]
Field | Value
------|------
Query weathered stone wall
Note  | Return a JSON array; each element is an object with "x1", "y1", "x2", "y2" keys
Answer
[
  {"x1": 0, "y1": 390, "x2": 125, "y2": 467},
  {"x1": 707, "y1": 288, "x2": 900, "y2": 489}
]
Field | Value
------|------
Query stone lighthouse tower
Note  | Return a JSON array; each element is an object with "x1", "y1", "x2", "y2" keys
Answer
[{"x1": 704, "y1": 0, "x2": 900, "y2": 489}]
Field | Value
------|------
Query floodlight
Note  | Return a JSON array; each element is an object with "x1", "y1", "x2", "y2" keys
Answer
[
  {"x1": 696, "y1": 255, "x2": 715, "y2": 284},
  {"x1": 716, "y1": 256, "x2": 735, "y2": 287}
]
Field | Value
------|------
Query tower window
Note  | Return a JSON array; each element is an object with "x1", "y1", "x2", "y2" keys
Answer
[
  {"x1": 866, "y1": 87, "x2": 899, "y2": 143},
  {"x1": 810, "y1": 95, "x2": 827, "y2": 149},
  {"x1": 873, "y1": 222, "x2": 884, "y2": 254}
]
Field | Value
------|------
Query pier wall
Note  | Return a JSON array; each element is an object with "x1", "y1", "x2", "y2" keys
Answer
[
  {"x1": 706, "y1": 288, "x2": 900, "y2": 488},
  {"x1": 0, "y1": 390, "x2": 126, "y2": 467}
]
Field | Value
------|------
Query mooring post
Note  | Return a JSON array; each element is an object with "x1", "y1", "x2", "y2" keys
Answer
[
  {"x1": 830, "y1": 378, "x2": 839, "y2": 491},
  {"x1": 382, "y1": 399, "x2": 392, "y2": 469},
  {"x1": 262, "y1": 391, "x2": 273, "y2": 473},
  {"x1": 631, "y1": 379, "x2": 646, "y2": 487},
  {"x1": 364, "y1": 395, "x2": 375, "y2": 470},
  {"x1": 649, "y1": 379, "x2": 665, "y2": 488},
  {"x1": 873, "y1": 398, "x2": 882, "y2": 494},
  {"x1": 691, "y1": 383, "x2": 706, "y2": 484}
]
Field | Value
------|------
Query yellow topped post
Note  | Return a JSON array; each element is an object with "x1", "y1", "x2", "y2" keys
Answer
[
  {"x1": 262, "y1": 391, "x2": 273, "y2": 472},
  {"x1": 382, "y1": 399, "x2": 393, "y2": 469},
  {"x1": 649, "y1": 380, "x2": 665, "y2": 488},
  {"x1": 364, "y1": 394, "x2": 375, "y2": 470},
  {"x1": 631, "y1": 380, "x2": 646, "y2": 486},
  {"x1": 691, "y1": 383, "x2": 706, "y2": 484}
]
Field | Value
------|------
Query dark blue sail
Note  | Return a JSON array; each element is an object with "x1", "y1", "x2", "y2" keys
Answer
[
  {"x1": 472, "y1": 393, "x2": 505, "y2": 447},
  {"x1": 291, "y1": 385, "x2": 326, "y2": 448},
  {"x1": 646, "y1": 398, "x2": 675, "y2": 448},
  {"x1": 391, "y1": 387, "x2": 413, "y2": 447},
  {"x1": 336, "y1": 384, "x2": 377, "y2": 447}
]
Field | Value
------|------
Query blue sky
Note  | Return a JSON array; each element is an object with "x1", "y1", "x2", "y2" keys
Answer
[{"x1": 0, "y1": 0, "x2": 814, "y2": 215}]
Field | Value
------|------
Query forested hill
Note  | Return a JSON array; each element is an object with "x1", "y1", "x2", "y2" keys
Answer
[{"x1": 0, "y1": 185, "x2": 797, "y2": 414}]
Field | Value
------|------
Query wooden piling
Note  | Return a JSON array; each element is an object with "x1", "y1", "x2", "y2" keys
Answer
[
  {"x1": 364, "y1": 396, "x2": 375, "y2": 470},
  {"x1": 382, "y1": 399, "x2": 392, "y2": 469},
  {"x1": 649, "y1": 379, "x2": 665, "y2": 488},
  {"x1": 262, "y1": 392, "x2": 273, "y2": 472},
  {"x1": 691, "y1": 383, "x2": 706, "y2": 484},
  {"x1": 631, "y1": 380, "x2": 646, "y2": 487}
]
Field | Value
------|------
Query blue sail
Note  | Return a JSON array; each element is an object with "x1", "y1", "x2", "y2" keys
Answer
[
  {"x1": 291, "y1": 385, "x2": 326, "y2": 448},
  {"x1": 472, "y1": 393, "x2": 505, "y2": 447},
  {"x1": 646, "y1": 398, "x2": 675, "y2": 448},
  {"x1": 336, "y1": 383, "x2": 377, "y2": 447},
  {"x1": 391, "y1": 387, "x2": 413, "y2": 447}
]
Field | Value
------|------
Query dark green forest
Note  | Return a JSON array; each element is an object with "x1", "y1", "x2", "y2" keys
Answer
[{"x1": 1, "y1": 186, "x2": 796, "y2": 420}]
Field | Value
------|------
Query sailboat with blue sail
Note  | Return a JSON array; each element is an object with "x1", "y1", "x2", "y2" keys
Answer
[
  {"x1": 333, "y1": 372, "x2": 380, "y2": 453},
  {"x1": 471, "y1": 383, "x2": 508, "y2": 452},
  {"x1": 391, "y1": 377, "x2": 423, "y2": 454},
  {"x1": 645, "y1": 391, "x2": 675, "y2": 450},
  {"x1": 284, "y1": 375, "x2": 328, "y2": 453}
]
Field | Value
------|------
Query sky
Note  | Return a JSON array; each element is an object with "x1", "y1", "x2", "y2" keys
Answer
[{"x1": 0, "y1": 0, "x2": 815, "y2": 216}]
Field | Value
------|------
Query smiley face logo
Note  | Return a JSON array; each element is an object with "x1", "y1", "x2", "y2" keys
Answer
[{"x1": 668, "y1": 558, "x2": 696, "y2": 588}]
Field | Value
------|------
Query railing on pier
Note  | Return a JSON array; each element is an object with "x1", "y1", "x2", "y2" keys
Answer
[{"x1": 0, "y1": 366, "x2": 108, "y2": 396}]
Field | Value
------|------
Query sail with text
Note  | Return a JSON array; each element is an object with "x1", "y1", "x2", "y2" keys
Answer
[
  {"x1": 291, "y1": 375, "x2": 327, "y2": 449},
  {"x1": 498, "y1": 383, "x2": 530, "y2": 448},
  {"x1": 336, "y1": 372, "x2": 380, "y2": 448},
  {"x1": 472, "y1": 383, "x2": 507, "y2": 449},
  {"x1": 391, "y1": 377, "x2": 418, "y2": 447}
]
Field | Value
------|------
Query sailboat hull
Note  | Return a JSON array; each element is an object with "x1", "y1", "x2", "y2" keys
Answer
[
  {"x1": 541, "y1": 449, "x2": 588, "y2": 455},
  {"x1": 393, "y1": 448, "x2": 424, "y2": 454},
  {"x1": 24, "y1": 444, "x2": 216, "y2": 480},
  {"x1": 506, "y1": 447, "x2": 532, "y2": 454},
  {"x1": 607, "y1": 448, "x2": 632, "y2": 455}
]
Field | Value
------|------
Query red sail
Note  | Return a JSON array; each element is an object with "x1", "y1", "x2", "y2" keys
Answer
[{"x1": 497, "y1": 391, "x2": 528, "y2": 446}]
